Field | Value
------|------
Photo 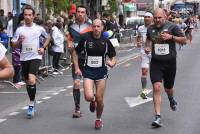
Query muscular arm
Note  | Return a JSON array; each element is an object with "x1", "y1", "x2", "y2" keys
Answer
[{"x1": 0, "y1": 57, "x2": 14, "y2": 80}]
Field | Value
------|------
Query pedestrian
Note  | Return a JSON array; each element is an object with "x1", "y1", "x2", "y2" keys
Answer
[
  {"x1": 72, "y1": 19, "x2": 117, "y2": 129},
  {"x1": 0, "y1": 42, "x2": 14, "y2": 80},
  {"x1": 12, "y1": 6, "x2": 50, "y2": 118},
  {"x1": 145, "y1": 8, "x2": 186, "y2": 127},
  {"x1": 136, "y1": 12, "x2": 153, "y2": 99},
  {"x1": 51, "y1": 21, "x2": 65, "y2": 74},
  {"x1": 67, "y1": 5, "x2": 93, "y2": 118}
]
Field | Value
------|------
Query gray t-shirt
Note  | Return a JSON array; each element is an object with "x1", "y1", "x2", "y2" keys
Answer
[{"x1": 147, "y1": 21, "x2": 184, "y2": 61}]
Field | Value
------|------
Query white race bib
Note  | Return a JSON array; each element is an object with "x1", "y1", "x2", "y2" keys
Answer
[
  {"x1": 154, "y1": 44, "x2": 169, "y2": 55},
  {"x1": 22, "y1": 43, "x2": 38, "y2": 53},
  {"x1": 87, "y1": 56, "x2": 102, "y2": 68}
]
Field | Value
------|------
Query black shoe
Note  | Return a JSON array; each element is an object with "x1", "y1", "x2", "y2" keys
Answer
[
  {"x1": 169, "y1": 98, "x2": 177, "y2": 111},
  {"x1": 152, "y1": 115, "x2": 163, "y2": 128}
]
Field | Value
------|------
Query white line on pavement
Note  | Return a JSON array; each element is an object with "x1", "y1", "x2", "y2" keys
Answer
[
  {"x1": 0, "y1": 90, "x2": 60, "y2": 94},
  {"x1": 9, "y1": 112, "x2": 20, "y2": 116},
  {"x1": 116, "y1": 55, "x2": 140, "y2": 67},
  {"x1": 0, "y1": 119, "x2": 7, "y2": 123},
  {"x1": 36, "y1": 101, "x2": 43, "y2": 104},
  {"x1": 66, "y1": 85, "x2": 73, "y2": 89},
  {"x1": 125, "y1": 89, "x2": 153, "y2": 108},
  {"x1": 52, "y1": 92, "x2": 59, "y2": 95},
  {"x1": 42, "y1": 96, "x2": 51, "y2": 100},
  {"x1": 21, "y1": 106, "x2": 28, "y2": 110}
]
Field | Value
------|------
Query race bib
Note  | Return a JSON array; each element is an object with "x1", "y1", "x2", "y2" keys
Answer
[
  {"x1": 189, "y1": 25, "x2": 194, "y2": 28},
  {"x1": 22, "y1": 43, "x2": 38, "y2": 53},
  {"x1": 154, "y1": 44, "x2": 169, "y2": 55},
  {"x1": 87, "y1": 56, "x2": 102, "y2": 67}
]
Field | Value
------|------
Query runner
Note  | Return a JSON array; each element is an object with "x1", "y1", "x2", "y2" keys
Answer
[
  {"x1": 72, "y1": 19, "x2": 117, "y2": 129},
  {"x1": 67, "y1": 5, "x2": 92, "y2": 118},
  {"x1": 136, "y1": 12, "x2": 153, "y2": 99},
  {"x1": 0, "y1": 43, "x2": 14, "y2": 80},
  {"x1": 145, "y1": 8, "x2": 186, "y2": 127},
  {"x1": 12, "y1": 6, "x2": 50, "y2": 118}
]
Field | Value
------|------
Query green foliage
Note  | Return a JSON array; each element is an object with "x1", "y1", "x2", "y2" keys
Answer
[
  {"x1": 45, "y1": 0, "x2": 71, "y2": 14},
  {"x1": 108, "y1": 0, "x2": 117, "y2": 13}
]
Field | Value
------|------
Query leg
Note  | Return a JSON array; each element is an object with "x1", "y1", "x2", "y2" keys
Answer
[
  {"x1": 83, "y1": 78, "x2": 95, "y2": 102},
  {"x1": 95, "y1": 79, "x2": 106, "y2": 119},
  {"x1": 152, "y1": 82, "x2": 162, "y2": 116}
]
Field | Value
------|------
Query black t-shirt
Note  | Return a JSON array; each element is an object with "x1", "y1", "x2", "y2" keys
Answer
[
  {"x1": 147, "y1": 21, "x2": 184, "y2": 61},
  {"x1": 75, "y1": 33, "x2": 116, "y2": 68}
]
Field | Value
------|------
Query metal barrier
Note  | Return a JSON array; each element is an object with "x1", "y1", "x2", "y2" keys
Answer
[{"x1": 115, "y1": 29, "x2": 137, "y2": 45}]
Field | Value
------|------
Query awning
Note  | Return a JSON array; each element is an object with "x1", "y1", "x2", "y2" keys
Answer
[{"x1": 124, "y1": 3, "x2": 137, "y2": 11}]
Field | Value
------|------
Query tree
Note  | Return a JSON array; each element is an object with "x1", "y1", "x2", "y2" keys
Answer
[{"x1": 108, "y1": 0, "x2": 117, "y2": 13}]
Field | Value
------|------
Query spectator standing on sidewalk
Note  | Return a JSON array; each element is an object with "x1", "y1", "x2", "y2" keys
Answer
[
  {"x1": 72, "y1": 19, "x2": 117, "y2": 129},
  {"x1": 12, "y1": 6, "x2": 50, "y2": 118},
  {"x1": 0, "y1": 9, "x2": 7, "y2": 29},
  {"x1": 67, "y1": 5, "x2": 92, "y2": 118},
  {"x1": 51, "y1": 20, "x2": 65, "y2": 74}
]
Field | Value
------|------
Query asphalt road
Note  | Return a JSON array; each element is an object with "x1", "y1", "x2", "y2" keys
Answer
[{"x1": 0, "y1": 31, "x2": 200, "y2": 134}]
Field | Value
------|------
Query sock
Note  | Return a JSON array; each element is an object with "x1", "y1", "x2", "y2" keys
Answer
[
  {"x1": 141, "y1": 77, "x2": 147, "y2": 89},
  {"x1": 26, "y1": 84, "x2": 36, "y2": 101},
  {"x1": 156, "y1": 114, "x2": 161, "y2": 118},
  {"x1": 168, "y1": 95, "x2": 174, "y2": 101},
  {"x1": 73, "y1": 89, "x2": 80, "y2": 111}
]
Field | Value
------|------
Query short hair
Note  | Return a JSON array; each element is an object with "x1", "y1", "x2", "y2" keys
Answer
[
  {"x1": 23, "y1": 5, "x2": 35, "y2": 16},
  {"x1": 76, "y1": 5, "x2": 88, "y2": 15}
]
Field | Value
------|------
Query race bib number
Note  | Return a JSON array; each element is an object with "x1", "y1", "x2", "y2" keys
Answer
[
  {"x1": 22, "y1": 43, "x2": 37, "y2": 53},
  {"x1": 87, "y1": 56, "x2": 102, "y2": 68},
  {"x1": 154, "y1": 44, "x2": 169, "y2": 55}
]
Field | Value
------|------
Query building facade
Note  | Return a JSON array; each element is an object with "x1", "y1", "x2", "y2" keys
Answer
[{"x1": 0, "y1": 0, "x2": 13, "y2": 14}]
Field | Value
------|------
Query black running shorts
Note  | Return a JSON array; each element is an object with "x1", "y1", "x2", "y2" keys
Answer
[
  {"x1": 21, "y1": 59, "x2": 41, "y2": 80},
  {"x1": 150, "y1": 59, "x2": 176, "y2": 89}
]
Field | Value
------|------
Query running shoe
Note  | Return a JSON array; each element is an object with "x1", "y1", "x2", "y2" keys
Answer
[
  {"x1": 95, "y1": 119, "x2": 103, "y2": 130},
  {"x1": 72, "y1": 110, "x2": 82, "y2": 118},
  {"x1": 152, "y1": 115, "x2": 163, "y2": 128},
  {"x1": 27, "y1": 105, "x2": 35, "y2": 119},
  {"x1": 140, "y1": 89, "x2": 147, "y2": 99},
  {"x1": 90, "y1": 97, "x2": 96, "y2": 112},
  {"x1": 169, "y1": 98, "x2": 177, "y2": 111}
]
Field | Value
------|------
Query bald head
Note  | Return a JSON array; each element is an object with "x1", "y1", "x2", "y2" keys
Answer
[
  {"x1": 153, "y1": 8, "x2": 167, "y2": 28},
  {"x1": 92, "y1": 19, "x2": 104, "y2": 39},
  {"x1": 93, "y1": 19, "x2": 103, "y2": 26}
]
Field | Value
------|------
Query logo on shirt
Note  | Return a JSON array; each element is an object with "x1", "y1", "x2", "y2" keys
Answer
[{"x1": 88, "y1": 42, "x2": 93, "y2": 48}]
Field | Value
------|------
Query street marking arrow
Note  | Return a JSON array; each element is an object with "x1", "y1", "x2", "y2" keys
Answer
[{"x1": 125, "y1": 89, "x2": 153, "y2": 108}]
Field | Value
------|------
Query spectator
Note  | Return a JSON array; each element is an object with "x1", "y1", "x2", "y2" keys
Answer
[
  {"x1": 0, "y1": 23, "x2": 9, "y2": 49},
  {"x1": 0, "y1": 9, "x2": 8, "y2": 29}
]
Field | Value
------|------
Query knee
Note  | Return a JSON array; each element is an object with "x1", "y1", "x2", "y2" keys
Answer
[
  {"x1": 153, "y1": 83, "x2": 162, "y2": 92},
  {"x1": 28, "y1": 77, "x2": 36, "y2": 85},
  {"x1": 84, "y1": 94, "x2": 93, "y2": 102},
  {"x1": 74, "y1": 80, "x2": 80, "y2": 89},
  {"x1": 96, "y1": 95, "x2": 103, "y2": 104}
]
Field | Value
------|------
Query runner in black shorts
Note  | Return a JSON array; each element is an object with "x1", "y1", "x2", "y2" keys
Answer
[
  {"x1": 72, "y1": 19, "x2": 117, "y2": 129},
  {"x1": 145, "y1": 8, "x2": 186, "y2": 128}
]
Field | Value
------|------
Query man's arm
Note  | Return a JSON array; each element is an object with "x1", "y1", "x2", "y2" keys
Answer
[
  {"x1": 0, "y1": 57, "x2": 14, "y2": 80},
  {"x1": 106, "y1": 56, "x2": 117, "y2": 68},
  {"x1": 71, "y1": 49, "x2": 82, "y2": 76}
]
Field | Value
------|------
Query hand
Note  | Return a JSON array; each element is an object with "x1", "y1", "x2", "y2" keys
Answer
[
  {"x1": 38, "y1": 48, "x2": 45, "y2": 55},
  {"x1": 75, "y1": 68, "x2": 82, "y2": 76},
  {"x1": 106, "y1": 60, "x2": 115, "y2": 68},
  {"x1": 160, "y1": 32, "x2": 172, "y2": 41},
  {"x1": 18, "y1": 35, "x2": 25, "y2": 43},
  {"x1": 144, "y1": 47, "x2": 150, "y2": 55}
]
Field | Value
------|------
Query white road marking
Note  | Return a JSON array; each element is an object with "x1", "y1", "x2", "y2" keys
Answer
[
  {"x1": 52, "y1": 92, "x2": 59, "y2": 95},
  {"x1": 66, "y1": 85, "x2": 73, "y2": 89},
  {"x1": 9, "y1": 112, "x2": 20, "y2": 116},
  {"x1": 116, "y1": 55, "x2": 140, "y2": 67},
  {"x1": 125, "y1": 89, "x2": 153, "y2": 108},
  {"x1": 21, "y1": 106, "x2": 28, "y2": 110},
  {"x1": 36, "y1": 101, "x2": 43, "y2": 104},
  {"x1": 42, "y1": 96, "x2": 51, "y2": 100},
  {"x1": 59, "y1": 89, "x2": 67, "y2": 92},
  {"x1": 0, "y1": 90, "x2": 59, "y2": 94},
  {"x1": 0, "y1": 119, "x2": 7, "y2": 123}
]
